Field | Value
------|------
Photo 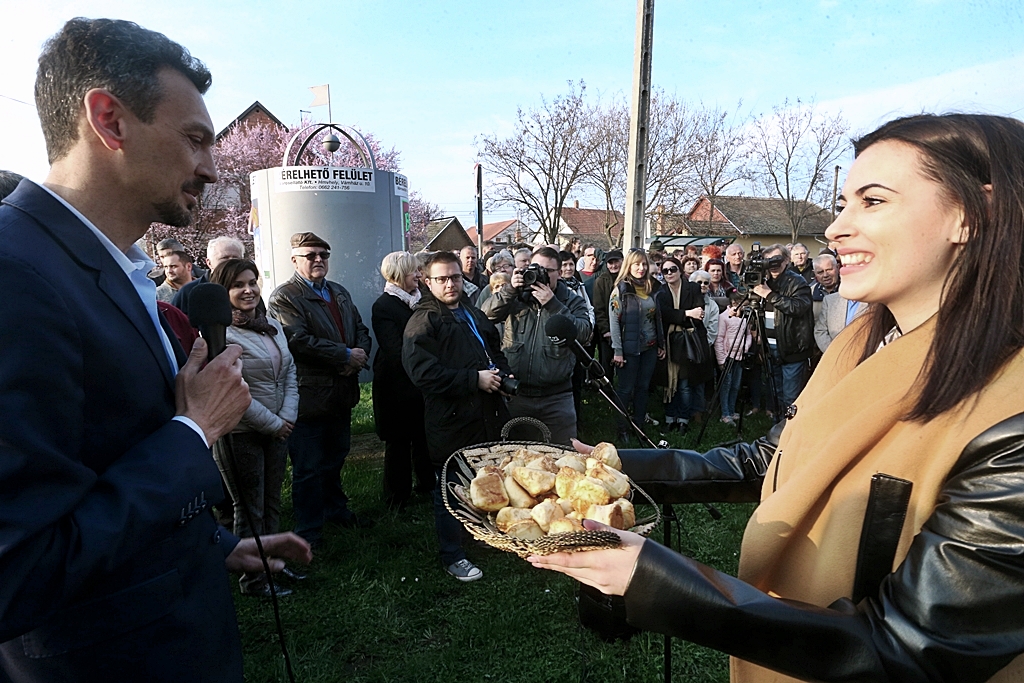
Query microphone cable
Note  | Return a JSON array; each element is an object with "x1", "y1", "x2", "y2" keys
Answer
[{"x1": 188, "y1": 283, "x2": 298, "y2": 683}]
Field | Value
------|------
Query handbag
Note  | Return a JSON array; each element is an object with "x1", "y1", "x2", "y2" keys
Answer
[{"x1": 670, "y1": 318, "x2": 708, "y2": 366}]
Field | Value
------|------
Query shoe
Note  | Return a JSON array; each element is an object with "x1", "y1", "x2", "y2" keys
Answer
[
  {"x1": 744, "y1": 407, "x2": 760, "y2": 417},
  {"x1": 720, "y1": 416, "x2": 735, "y2": 425},
  {"x1": 645, "y1": 414, "x2": 660, "y2": 426},
  {"x1": 446, "y1": 558, "x2": 483, "y2": 582},
  {"x1": 732, "y1": 413, "x2": 740, "y2": 421},
  {"x1": 280, "y1": 567, "x2": 308, "y2": 582},
  {"x1": 241, "y1": 583, "x2": 293, "y2": 598}
]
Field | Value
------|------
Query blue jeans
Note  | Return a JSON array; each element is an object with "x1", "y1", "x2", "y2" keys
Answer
[
  {"x1": 773, "y1": 358, "x2": 808, "y2": 409},
  {"x1": 719, "y1": 364, "x2": 743, "y2": 417},
  {"x1": 287, "y1": 412, "x2": 351, "y2": 543},
  {"x1": 433, "y1": 466, "x2": 467, "y2": 566},
  {"x1": 615, "y1": 347, "x2": 658, "y2": 430}
]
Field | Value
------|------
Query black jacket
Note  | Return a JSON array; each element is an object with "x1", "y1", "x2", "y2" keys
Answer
[
  {"x1": 655, "y1": 281, "x2": 709, "y2": 381},
  {"x1": 268, "y1": 274, "x2": 372, "y2": 419},
  {"x1": 402, "y1": 294, "x2": 511, "y2": 465},
  {"x1": 617, "y1": 414, "x2": 1024, "y2": 682},
  {"x1": 590, "y1": 266, "x2": 617, "y2": 337},
  {"x1": 765, "y1": 268, "x2": 814, "y2": 363},
  {"x1": 370, "y1": 292, "x2": 424, "y2": 441}
]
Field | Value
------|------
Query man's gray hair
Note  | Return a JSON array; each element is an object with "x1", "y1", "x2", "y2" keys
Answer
[
  {"x1": 207, "y1": 236, "x2": 244, "y2": 257},
  {"x1": 762, "y1": 243, "x2": 791, "y2": 261},
  {"x1": 813, "y1": 253, "x2": 837, "y2": 270}
]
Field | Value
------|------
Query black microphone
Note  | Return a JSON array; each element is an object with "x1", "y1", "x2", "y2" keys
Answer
[
  {"x1": 187, "y1": 283, "x2": 233, "y2": 360},
  {"x1": 545, "y1": 314, "x2": 611, "y2": 389}
]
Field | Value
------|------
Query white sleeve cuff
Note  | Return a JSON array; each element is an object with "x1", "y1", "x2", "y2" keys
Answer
[{"x1": 172, "y1": 415, "x2": 210, "y2": 448}]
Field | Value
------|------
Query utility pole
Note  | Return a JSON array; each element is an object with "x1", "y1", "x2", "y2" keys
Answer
[
  {"x1": 831, "y1": 164, "x2": 841, "y2": 219},
  {"x1": 474, "y1": 164, "x2": 484, "y2": 255},
  {"x1": 622, "y1": 0, "x2": 654, "y2": 251}
]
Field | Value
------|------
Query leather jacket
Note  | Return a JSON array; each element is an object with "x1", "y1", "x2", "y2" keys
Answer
[
  {"x1": 764, "y1": 268, "x2": 814, "y2": 363},
  {"x1": 617, "y1": 414, "x2": 1024, "y2": 682}
]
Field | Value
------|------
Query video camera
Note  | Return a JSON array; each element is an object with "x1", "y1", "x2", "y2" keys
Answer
[{"x1": 741, "y1": 242, "x2": 786, "y2": 290}]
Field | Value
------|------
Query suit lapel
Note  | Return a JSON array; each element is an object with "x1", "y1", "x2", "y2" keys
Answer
[{"x1": 4, "y1": 182, "x2": 177, "y2": 391}]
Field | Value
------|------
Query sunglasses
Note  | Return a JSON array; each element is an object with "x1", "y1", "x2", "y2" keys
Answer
[
  {"x1": 662, "y1": 266, "x2": 679, "y2": 274},
  {"x1": 297, "y1": 251, "x2": 330, "y2": 262}
]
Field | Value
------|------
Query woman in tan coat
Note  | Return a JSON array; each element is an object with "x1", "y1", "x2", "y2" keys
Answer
[{"x1": 531, "y1": 114, "x2": 1024, "y2": 682}]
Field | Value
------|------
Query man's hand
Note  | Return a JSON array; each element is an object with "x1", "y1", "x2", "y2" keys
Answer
[
  {"x1": 225, "y1": 532, "x2": 312, "y2": 574},
  {"x1": 531, "y1": 282, "x2": 554, "y2": 306},
  {"x1": 752, "y1": 284, "x2": 772, "y2": 299},
  {"x1": 348, "y1": 347, "x2": 368, "y2": 369},
  {"x1": 510, "y1": 269, "x2": 525, "y2": 289},
  {"x1": 477, "y1": 368, "x2": 501, "y2": 393},
  {"x1": 175, "y1": 338, "x2": 250, "y2": 444},
  {"x1": 657, "y1": 347, "x2": 666, "y2": 360}
]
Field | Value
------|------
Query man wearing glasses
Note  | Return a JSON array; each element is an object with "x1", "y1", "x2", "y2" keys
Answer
[
  {"x1": 482, "y1": 246, "x2": 592, "y2": 444},
  {"x1": 269, "y1": 232, "x2": 373, "y2": 548},
  {"x1": 403, "y1": 251, "x2": 511, "y2": 582}
]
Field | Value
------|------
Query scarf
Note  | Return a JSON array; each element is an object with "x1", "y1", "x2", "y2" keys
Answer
[
  {"x1": 731, "y1": 315, "x2": 1024, "y2": 682},
  {"x1": 231, "y1": 309, "x2": 277, "y2": 336},
  {"x1": 663, "y1": 282, "x2": 684, "y2": 401},
  {"x1": 384, "y1": 281, "x2": 421, "y2": 309}
]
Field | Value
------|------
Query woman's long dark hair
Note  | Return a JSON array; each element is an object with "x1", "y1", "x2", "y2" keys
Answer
[
  {"x1": 851, "y1": 114, "x2": 1024, "y2": 421},
  {"x1": 210, "y1": 258, "x2": 268, "y2": 317}
]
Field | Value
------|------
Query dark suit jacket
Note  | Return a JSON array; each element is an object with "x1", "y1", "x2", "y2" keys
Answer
[{"x1": 0, "y1": 181, "x2": 243, "y2": 682}]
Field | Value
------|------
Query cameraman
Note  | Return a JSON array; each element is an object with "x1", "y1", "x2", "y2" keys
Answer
[
  {"x1": 751, "y1": 244, "x2": 814, "y2": 409},
  {"x1": 482, "y1": 247, "x2": 593, "y2": 444}
]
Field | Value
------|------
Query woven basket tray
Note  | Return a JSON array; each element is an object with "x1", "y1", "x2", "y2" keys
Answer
[{"x1": 441, "y1": 440, "x2": 661, "y2": 559}]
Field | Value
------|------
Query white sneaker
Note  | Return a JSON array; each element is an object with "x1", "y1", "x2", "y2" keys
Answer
[
  {"x1": 447, "y1": 559, "x2": 483, "y2": 582},
  {"x1": 645, "y1": 414, "x2": 660, "y2": 426}
]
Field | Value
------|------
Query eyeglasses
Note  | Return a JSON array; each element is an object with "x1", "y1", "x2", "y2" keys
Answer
[
  {"x1": 697, "y1": 281, "x2": 710, "y2": 286},
  {"x1": 297, "y1": 251, "x2": 330, "y2": 262},
  {"x1": 662, "y1": 266, "x2": 679, "y2": 274},
  {"x1": 427, "y1": 274, "x2": 463, "y2": 284}
]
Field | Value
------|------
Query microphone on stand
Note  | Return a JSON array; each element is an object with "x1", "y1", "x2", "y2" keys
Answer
[
  {"x1": 186, "y1": 283, "x2": 232, "y2": 360},
  {"x1": 545, "y1": 314, "x2": 611, "y2": 390}
]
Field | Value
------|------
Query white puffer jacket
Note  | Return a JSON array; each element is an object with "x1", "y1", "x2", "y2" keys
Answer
[{"x1": 226, "y1": 319, "x2": 299, "y2": 435}]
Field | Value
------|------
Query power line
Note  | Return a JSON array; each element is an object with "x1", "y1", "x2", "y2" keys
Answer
[{"x1": 0, "y1": 94, "x2": 35, "y2": 108}]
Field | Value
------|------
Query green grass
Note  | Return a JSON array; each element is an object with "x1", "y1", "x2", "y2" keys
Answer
[{"x1": 234, "y1": 384, "x2": 770, "y2": 682}]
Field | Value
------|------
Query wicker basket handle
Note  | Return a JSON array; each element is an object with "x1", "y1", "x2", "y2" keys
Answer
[{"x1": 500, "y1": 416, "x2": 551, "y2": 443}]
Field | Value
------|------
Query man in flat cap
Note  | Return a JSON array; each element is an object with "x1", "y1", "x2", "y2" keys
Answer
[{"x1": 269, "y1": 232, "x2": 373, "y2": 547}]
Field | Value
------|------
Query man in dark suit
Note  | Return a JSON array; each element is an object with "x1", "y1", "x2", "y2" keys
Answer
[{"x1": 0, "y1": 18, "x2": 310, "y2": 682}]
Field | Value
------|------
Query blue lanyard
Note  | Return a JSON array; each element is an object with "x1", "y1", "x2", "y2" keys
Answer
[{"x1": 455, "y1": 306, "x2": 496, "y2": 369}]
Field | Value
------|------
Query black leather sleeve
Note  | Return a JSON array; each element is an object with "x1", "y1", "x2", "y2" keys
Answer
[
  {"x1": 621, "y1": 414, "x2": 1024, "y2": 683},
  {"x1": 618, "y1": 420, "x2": 784, "y2": 504}
]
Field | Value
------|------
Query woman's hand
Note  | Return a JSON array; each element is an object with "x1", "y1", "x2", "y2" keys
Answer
[
  {"x1": 685, "y1": 307, "x2": 704, "y2": 320},
  {"x1": 657, "y1": 347, "x2": 666, "y2": 360},
  {"x1": 613, "y1": 354, "x2": 625, "y2": 367},
  {"x1": 527, "y1": 520, "x2": 646, "y2": 596},
  {"x1": 275, "y1": 420, "x2": 294, "y2": 440},
  {"x1": 571, "y1": 438, "x2": 594, "y2": 455}
]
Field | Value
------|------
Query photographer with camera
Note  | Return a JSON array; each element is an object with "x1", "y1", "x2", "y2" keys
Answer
[
  {"x1": 403, "y1": 251, "x2": 512, "y2": 582},
  {"x1": 482, "y1": 247, "x2": 592, "y2": 445},
  {"x1": 750, "y1": 244, "x2": 814, "y2": 409}
]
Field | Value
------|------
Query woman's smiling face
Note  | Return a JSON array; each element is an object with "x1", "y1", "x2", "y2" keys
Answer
[{"x1": 827, "y1": 140, "x2": 968, "y2": 331}]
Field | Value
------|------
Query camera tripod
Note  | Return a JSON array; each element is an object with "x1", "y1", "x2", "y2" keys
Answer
[{"x1": 694, "y1": 291, "x2": 781, "y2": 447}]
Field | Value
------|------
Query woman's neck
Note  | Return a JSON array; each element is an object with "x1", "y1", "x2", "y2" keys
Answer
[{"x1": 236, "y1": 308, "x2": 256, "y2": 320}]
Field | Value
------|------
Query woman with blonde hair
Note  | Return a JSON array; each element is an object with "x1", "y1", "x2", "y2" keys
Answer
[
  {"x1": 608, "y1": 249, "x2": 664, "y2": 442},
  {"x1": 533, "y1": 114, "x2": 1024, "y2": 681},
  {"x1": 371, "y1": 251, "x2": 433, "y2": 510}
]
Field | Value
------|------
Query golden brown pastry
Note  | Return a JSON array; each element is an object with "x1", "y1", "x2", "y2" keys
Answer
[
  {"x1": 554, "y1": 454, "x2": 587, "y2": 473},
  {"x1": 615, "y1": 498, "x2": 636, "y2": 529},
  {"x1": 530, "y1": 498, "x2": 565, "y2": 533},
  {"x1": 548, "y1": 517, "x2": 586, "y2": 535},
  {"x1": 556, "y1": 497, "x2": 574, "y2": 515},
  {"x1": 591, "y1": 442, "x2": 622, "y2": 470},
  {"x1": 555, "y1": 466, "x2": 583, "y2": 498},
  {"x1": 469, "y1": 469, "x2": 508, "y2": 511},
  {"x1": 495, "y1": 506, "x2": 534, "y2": 532},
  {"x1": 526, "y1": 455, "x2": 560, "y2": 474},
  {"x1": 512, "y1": 466, "x2": 556, "y2": 497},
  {"x1": 570, "y1": 476, "x2": 612, "y2": 516},
  {"x1": 506, "y1": 519, "x2": 545, "y2": 541},
  {"x1": 586, "y1": 462, "x2": 630, "y2": 499},
  {"x1": 586, "y1": 501, "x2": 625, "y2": 529},
  {"x1": 504, "y1": 474, "x2": 537, "y2": 508}
]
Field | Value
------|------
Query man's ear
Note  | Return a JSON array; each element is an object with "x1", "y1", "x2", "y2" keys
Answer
[{"x1": 82, "y1": 88, "x2": 128, "y2": 152}]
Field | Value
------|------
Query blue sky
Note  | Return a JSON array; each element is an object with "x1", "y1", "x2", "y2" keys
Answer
[{"x1": 3, "y1": 0, "x2": 1023, "y2": 227}]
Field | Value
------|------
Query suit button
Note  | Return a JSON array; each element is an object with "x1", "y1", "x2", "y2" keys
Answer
[{"x1": 212, "y1": 529, "x2": 222, "y2": 544}]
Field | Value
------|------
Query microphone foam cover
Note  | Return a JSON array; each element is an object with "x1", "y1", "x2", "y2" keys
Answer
[
  {"x1": 187, "y1": 283, "x2": 233, "y2": 328},
  {"x1": 544, "y1": 313, "x2": 577, "y2": 344}
]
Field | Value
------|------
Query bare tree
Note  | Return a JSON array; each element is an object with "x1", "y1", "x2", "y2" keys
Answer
[
  {"x1": 691, "y1": 102, "x2": 750, "y2": 234},
  {"x1": 750, "y1": 99, "x2": 849, "y2": 243},
  {"x1": 477, "y1": 81, "x2": 597, "y2": 244},
  {"x1": 584, "y1": 89, "x2": 701, "y2": 245},
  {"x1": 407, "y1": 191, "x2": 444, "y2": 251}
]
